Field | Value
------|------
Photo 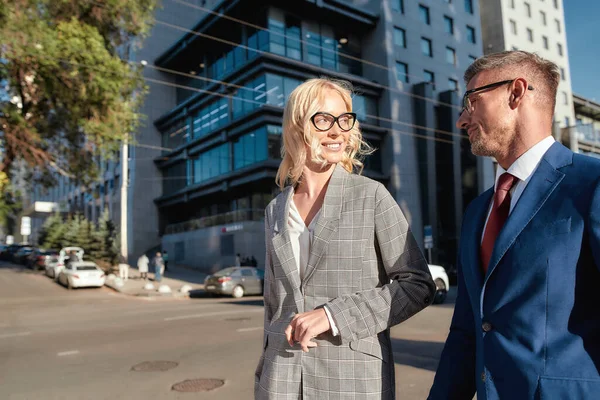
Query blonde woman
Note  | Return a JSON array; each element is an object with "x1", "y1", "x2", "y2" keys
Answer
[{"x1": 255, "y1": 78, "x2": 435, "y2": 399}]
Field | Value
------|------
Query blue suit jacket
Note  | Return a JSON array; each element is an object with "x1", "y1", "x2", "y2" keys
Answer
[{"x1": 429, "y1": 142, "x2": 600, "y2": 400}]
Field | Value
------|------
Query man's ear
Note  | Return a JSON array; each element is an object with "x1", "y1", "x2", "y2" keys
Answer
[{"x1": 509, "y1": 78, "x2": 529, "y2": 109}]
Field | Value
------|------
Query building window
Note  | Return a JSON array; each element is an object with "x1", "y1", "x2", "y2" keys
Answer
[
  {"x1": 560, "y1": 67, "x2": 566, "y2": 80},
  {"x1": 421, "y1": 37, "x2": 433, "y2": 57},
  {"x1": 562, "y1": 91, "x2": 568, "y2": 105},
  {"x1": 465, "y1": 0, "x2": 474, "y2": 14},
  {"x1": 524, "y1": 2, "x2": 531, "y2": 17},
  {"x1": 392, "y1": 0, "x2": 404, "y2": 13},
  {"x1": 396, "y1": 61, "x2": 409, "y2": 83},
  {"x1": 527, "y1": 28, "x2": 534, "y2": 42},
  {"x1": 163, "y1": 162, "x2": 187, "y2": 193},
  {"x1": 448, "y1": 78, "x2": 459, "y2": 91},
  {"x1": 234, "y1": 127, "x2": 269, "y2": 170},
  {"x1": 162, "y1": 120, "x2": 190, "y2": 152},
  {"x1": 446, "y1": 47, "x2": 456, "y2": 65},
  {"x1": 424, "y1": 70, "x2": 435, "y2": 87},
  {"x1": 394, "y1": 27, "x2": 406, "y2": 47},
  {"x1": 444, "y1": 16, "x2": 454, "y2": 35},
  {"x1": 268, "y1": 17, "x2": 302, "y2": 60},
  {"x1": 554, "y1": 0, "x2": 559, "y2": 9},
  {"x1": 353, "y1": 95, "x2": 379, "y2": 126},
  {"x1": 466, "y1": 26, "x2": 476, "y2": 44},
  {"x1": 555, "y1": 19, "x2": 561, "y2": 33},
  {"x1": 510, "y1": 20, "x2": 517, "y2": 35},
  {"x1": 543, "y1": 36, "x2": 549, "y2": 49},
  {"x1": 419, "y1": 5, "x2": 430, "y2": 24},
  {"x1": 192, "y1": 97, "x2": 229, "y2": 140},
  {"x1": 194, "y1": 144, "x2": 230, "y2": 184},
  {"x1": 540, "y1": 11, "x2": 547, "y2": 25},
  {"x1": 557, "y1": 43, "x2": 563, "y2": 56}
]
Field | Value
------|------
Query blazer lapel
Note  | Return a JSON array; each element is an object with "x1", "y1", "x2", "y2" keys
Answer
[
  {"x1": 301, "y1": 164, "x2": 345, "y2": 288},
  {"x1": 464, "y1": 190, "x2": 492, "y2": 299},
  {"x1": 483, "y1": 143, "x2": 570, "y2": 286},
  {"x1": 271, "y1": 186, "x2": 305, "y2": 312}
]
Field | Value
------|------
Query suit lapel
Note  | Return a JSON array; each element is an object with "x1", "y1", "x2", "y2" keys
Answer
[
  {"x1": 483, "y1": 143, "x2": 570, "y2": 286},
  {"x1": 271, "y1": 186, "x2": 304, "y2": 312},
  {"x1": 464, "y1": 190, "x2": 492, "y2": 298},
  {"x1": 301, "y1": 164, "x2": 345, "y2": 288}
]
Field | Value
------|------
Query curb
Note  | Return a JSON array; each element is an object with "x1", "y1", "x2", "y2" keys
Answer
[{"x1": 104, "y1": 281, "x2": 191, "y2": 298}]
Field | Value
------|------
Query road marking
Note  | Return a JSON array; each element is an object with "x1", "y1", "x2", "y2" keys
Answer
[
  {"x1": 57, "y1": 350, "x2": 80, "y2": 356},
  {"x1": 236, "y1": 326, "x2": 262, "y2": 333},
  {"x1": 164, "y1": 308, "x2": 262, "y2": 322},
  {"x1": 0, "y1": 331, "x2": 32, "y2": 339}
]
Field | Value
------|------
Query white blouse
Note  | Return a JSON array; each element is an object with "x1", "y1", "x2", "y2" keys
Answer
[{"x1": 288, "y1": 199, "x2": 321, "y2": 281}]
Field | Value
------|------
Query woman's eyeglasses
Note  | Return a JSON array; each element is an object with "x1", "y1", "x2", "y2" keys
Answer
[{"x1": 310, "y1": 112, "x2": 357, "y2": 132}]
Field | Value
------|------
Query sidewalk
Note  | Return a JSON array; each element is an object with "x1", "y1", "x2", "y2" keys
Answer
[{"x1": 104, "y1": 264, "x2": 209, "y2": 298}]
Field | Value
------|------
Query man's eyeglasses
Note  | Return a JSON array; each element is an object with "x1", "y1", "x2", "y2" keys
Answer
[
  {"x1": 461, "y1": 79, "x2": 534, "y2": 116},
  {"x1": 310, "y1": 112, "x2": 357, "y2": 132}
]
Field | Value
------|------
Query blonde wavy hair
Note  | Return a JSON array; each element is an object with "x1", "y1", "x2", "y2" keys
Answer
[{"x1": 275, "y1": 77, "x2": 373, "y2": 189}]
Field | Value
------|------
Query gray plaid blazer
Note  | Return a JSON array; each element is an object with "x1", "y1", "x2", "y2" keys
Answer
[{"x1": 255, "y1": 164, "x2": 436, "y2": 400}]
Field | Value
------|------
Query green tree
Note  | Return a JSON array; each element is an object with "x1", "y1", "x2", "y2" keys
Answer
[
  {"x1": 94, "y1": 208, "x2": 118, "y2": 264},
  {"x1": 0, "y1": 0, "x2": 159, "y2": 185},
  {"x1": 37, "y1": 211, "x2": 62, "y2": 247},
  {"x1": 44, "y1": 216, "x2": 67, "y2": 250}
]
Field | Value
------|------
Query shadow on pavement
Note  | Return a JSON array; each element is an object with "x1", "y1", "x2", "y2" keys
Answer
[{"x1": 391, "y1": 338, "x2": 445, "y2": 372}]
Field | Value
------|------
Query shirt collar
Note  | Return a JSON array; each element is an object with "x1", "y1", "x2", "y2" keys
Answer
[{"x1": 494, "y1": 136, "x2": 555, "y2": 190}]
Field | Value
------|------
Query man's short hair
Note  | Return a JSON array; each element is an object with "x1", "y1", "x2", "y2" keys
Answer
[{"x1": 465, "y1": 50, "x2": 560, "y2": 117}]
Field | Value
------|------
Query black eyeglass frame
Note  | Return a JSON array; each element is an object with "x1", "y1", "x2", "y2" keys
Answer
[
  {"x1": 310, "y1": 112, "x2": 357, "y2": 132},
  {"x1": 461, "y1": 79, "x2": 534, "y2": 115}
]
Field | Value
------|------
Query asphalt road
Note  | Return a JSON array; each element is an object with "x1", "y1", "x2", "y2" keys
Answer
[{"x1": 0, "y1": 262, "x2": 455, "y2": 399}]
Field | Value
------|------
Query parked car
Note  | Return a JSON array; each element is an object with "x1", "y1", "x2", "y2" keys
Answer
[
  {"x1": 1, "y1": 244, "x2": 27, "y2": 261},
  {"x1": 428, "y1": 264, "x2": 450, "y2": 304},
  {"x1": 13, "y1": 246, "x2": 35, "y2": 264},
  {"x1": 27, "y1": 249, "x2": 59, "y2": 270},
  {"x1": 57, "y1": 261, "x2": 106, "y2": 289},
  {"x1": 45, "y1": 246, "x2": 85, "y2": 280},
  {"x1": 204, "y1": 266, "x2": 264, "y2": 298}
]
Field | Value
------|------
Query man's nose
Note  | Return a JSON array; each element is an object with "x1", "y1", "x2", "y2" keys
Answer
[{"x1": 456, "y1": 111, "x2": 468, "y2": 130}]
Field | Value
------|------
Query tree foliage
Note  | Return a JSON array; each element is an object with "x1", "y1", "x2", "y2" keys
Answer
[
  {"x1": 0, "y1": 0, "x2": 159, "y2": 185},
  {"x1": 39, "y1": 211, "x2": 120, "y2": 267}
]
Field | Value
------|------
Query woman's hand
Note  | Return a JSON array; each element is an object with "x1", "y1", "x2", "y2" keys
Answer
[{"x1": 285, "y1": 308, "x2": 331, "y2": 352}]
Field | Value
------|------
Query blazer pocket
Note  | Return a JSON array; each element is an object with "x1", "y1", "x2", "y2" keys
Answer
[
  {"x1": 544, "y1": 217, "x2": 571, "y2": 236},
  {"x1": 536, "y1": 376, "x2": 600, "y2": 399},
  {"x1": 349, "y1": 337, "x2": 389, "y2": 363}
]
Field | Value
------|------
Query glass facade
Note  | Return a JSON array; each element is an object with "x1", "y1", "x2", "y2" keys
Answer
[
  {"x1": 193, "y1": 144, "x2": 230, "y2": 184},
  {"x1": 162, "y1": 120, "x2": 190, "y2": 152},
  {"x1": 192, "y1": 98, "x2": 229, "y2": 140}
]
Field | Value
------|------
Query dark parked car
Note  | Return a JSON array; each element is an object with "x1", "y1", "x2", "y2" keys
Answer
[
  {"x1": 13, "y1": 246, "x2": 35, "y2": 265},
  {"x1": 204, "y1": 266, "x2": 264, "y2": 298},
  {"x1": 27, "y1": 249, "x2": 59, "y2": 270},
  {"x1": 0, "y1": 244, "x2": 26, "y2": 261}
]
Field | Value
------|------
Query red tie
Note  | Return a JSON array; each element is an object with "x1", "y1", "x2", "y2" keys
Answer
[{"x1": 481, "y1": 173, "x2": 517, "y2": 273}]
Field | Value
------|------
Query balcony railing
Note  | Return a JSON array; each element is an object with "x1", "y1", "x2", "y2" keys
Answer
[{"x1": 164, "y1": 208, "x2": 264, "y2": 235}]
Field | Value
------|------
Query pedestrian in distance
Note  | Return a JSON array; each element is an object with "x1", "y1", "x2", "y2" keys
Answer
[
  {"x1": 429, "y1": 50, "x2": 600, "y2": 400},
  {"x1": 235, "y1": 253, "x2": 241, "y2": 267},
  {"x1": 162, "y1": 250, "x2": 169, "y2": 273},
  {"x1": 255, "y1": 77, "x2": 436, "y2": 399},
  {"x1": 137, "y1": 253, "x2": 149, "y2": 280},
  {"x1": 118, "y1": 254, "x2": 129, "y2": 281},
  {"x1": 153, "y1": 252, "x2": 164, "y2": 283}
]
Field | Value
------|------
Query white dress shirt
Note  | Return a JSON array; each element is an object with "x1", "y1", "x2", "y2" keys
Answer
[
  {"x1": 482, "y1": 135, "x2": 556, "y2": 241},
  {"x1": 288, "y1": 199, "x2": 339, "y2": 335}
]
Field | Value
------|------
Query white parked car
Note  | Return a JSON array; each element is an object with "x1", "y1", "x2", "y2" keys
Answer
[
  {"x1": 428, "y1": 264, "x2": 450, "y2": 304},
  {"x1": 57, "y1": 261, "x2": 106, "y2": 289},
  {"x1": 45, "y1": 246, "x2": 85, "y2": 280}
]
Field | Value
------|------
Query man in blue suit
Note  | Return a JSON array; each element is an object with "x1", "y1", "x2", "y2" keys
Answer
[{"x1": 429, "y1": 50, "x2": 600, "y2": 399}]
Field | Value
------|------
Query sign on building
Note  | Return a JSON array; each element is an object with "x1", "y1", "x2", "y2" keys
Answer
[{"x1": 20, "y1": 216, "x2": 31, "y2": 236}]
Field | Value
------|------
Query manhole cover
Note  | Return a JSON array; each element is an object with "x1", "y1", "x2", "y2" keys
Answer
[
  {"x1": 225, "y1": 317, "x2": 251, "y2": 321},
  {"x1": 172, "y1": 378, "x2": 225, "y2": 392},
  {"x1": 131, "y1": 361, "x2": 179, "y2": 372}
]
